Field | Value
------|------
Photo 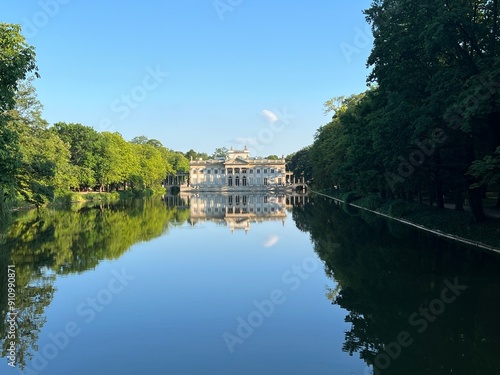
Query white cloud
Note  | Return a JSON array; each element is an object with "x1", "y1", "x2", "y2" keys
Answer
[
  {"x1": 263, "y1": 235, "x2": 280, "y2": 248},
  {"x1": 233, "y1": 137, "x2": 257, "y2": 145},
  {"x1": 260, "y1": 109, "x2": 279, "y2": 123}
]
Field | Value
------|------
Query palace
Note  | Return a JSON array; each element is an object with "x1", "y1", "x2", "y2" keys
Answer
[{"x1": 166, "y1": 147, "x2": 295, "y2": 191}]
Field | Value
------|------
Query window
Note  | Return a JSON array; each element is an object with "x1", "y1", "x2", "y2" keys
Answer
[
  {"x1": 257, "y1": 169, "x2": 261, "y2": 174},
  {"x1": 264, "y1": 178, "x2": 268, "y2": 185},
  {"x1": 236, "y1": 196, "x2": 240, "y2": 205},
  {"x1": 235, "y1": 176, "x2": 240, "y2": 186},
  {"x1": 264, "y1": 196, "x2": 268, "y2": 203},
  {"x1": 264, "y1": 169, "x2": 268, "y2": 173},
  {"x1": 242, "y1": 176, "x2": 247, "y2": 186},
  {"x1": 249, "y1": 169, "x2": 253, "y2": 174},
  {"x1": 242, "y1": 168, "x2": 247, "y2": 174},
  {"x1": 235, "y1": 168, "x2": 240, "y2": 174},
  {"x1": 228, "y1": 196, "x2": 233, "y2": 205},
  {"x1": 228, "y1": 176, "x2": 233, "y2": 186},
  {"x1": 207, "y1": 169, "x2": 211, "y2": 174},
  {"x1": 271, "y1": 169, "x2": 274, "y2": 174},
  {"x1": 214, "y1": 169, "x2": 218, "y2": 174},
  {"x1": 227, "y1": 168, "x2": 233, "y2": 174},
  {"x1": 278, "y1": 178, "x2": 282, "y2": 185}
]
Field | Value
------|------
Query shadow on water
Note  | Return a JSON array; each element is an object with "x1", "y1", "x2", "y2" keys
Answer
[
  {"x1": 0, "y1": 197, "x2": 189, "y2": 370},
  {"x1": 292, "y1": 196, "x2": 500, "y2": 375}
]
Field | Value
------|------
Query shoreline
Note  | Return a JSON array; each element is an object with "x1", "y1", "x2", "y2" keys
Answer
[{"x1": 312, "y1": 190, "x2": 500, "y2": 255}]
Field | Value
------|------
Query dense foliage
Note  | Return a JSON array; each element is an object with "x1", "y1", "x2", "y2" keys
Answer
[
  {"x1": 0, "y1": 23, "x2": 189, "y2": 211},
  {"x1": 289, "y1": 0, "x2": 500, "y2": 222}
]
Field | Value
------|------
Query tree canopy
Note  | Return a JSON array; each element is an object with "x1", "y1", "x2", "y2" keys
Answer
[{"x1": 290, "y1": 0, "x2": 500, "y2": 222}]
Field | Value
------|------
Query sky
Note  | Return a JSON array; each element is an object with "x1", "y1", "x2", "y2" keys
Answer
[{"x1": 1, "y1": 0, "x2": 374, "y2": 156}]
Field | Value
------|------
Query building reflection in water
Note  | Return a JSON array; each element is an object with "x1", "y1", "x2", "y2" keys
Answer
[{"x1": 163, "y1": 193, "x2": 308, "y2": 233}]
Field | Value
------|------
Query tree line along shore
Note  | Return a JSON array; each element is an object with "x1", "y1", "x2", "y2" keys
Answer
[
  {"x1": 285, "y1": 0, "x2": 500, "y2": 231},
  {"x1": 2, "y1": 0, "x2": 500, "y2": 246}
]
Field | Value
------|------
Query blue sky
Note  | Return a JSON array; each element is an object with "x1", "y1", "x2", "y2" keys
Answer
[{"x1": 1, "y1": 0, "x2": 373, "y2": 156}]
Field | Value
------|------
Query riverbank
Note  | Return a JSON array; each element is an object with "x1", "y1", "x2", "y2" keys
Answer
[
  {"x1": 10, "y1": 189, "x2": 165, "y2": 212},
  {"x1": 312, "y1": 189, "x2": 500, "y2": 253}
]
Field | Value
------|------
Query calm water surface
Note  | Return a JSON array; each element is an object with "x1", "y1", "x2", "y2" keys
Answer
[{"x1": 1, "y1": 194, "x2": 499, "y2": 375}]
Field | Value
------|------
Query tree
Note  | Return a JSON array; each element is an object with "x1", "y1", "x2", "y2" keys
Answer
[
  {"x1": 265, "y1": 154, "x2": 280, "y2": 160},
  {"x1": 165, "y1": 150, "x2": 189, "y2": 173},
  {"x1": 132, "y1": 143, "x2": 166, "y2": 189},
  {"x1": 97, "y1": 132, "x2": 138, "y2": 191},
  {"x1": 363, "y1": 0, "x2": 500, "y2": 221},
  {"x1": 212, "y1": 147, "x2": 229, "y2": 158},
  {"x1": 0, "y1": 23, "x2": 38, "y2": 202},
  {"x1": 185, "y1": 149, "x2": 209, "y2": 161},
  {"x1": 7, "y1": 78, "x2": 76, "y2": 205},
  {"x1": 130, "y1": 135, "x2": 149, "y2": 145},
  {"x1": 52, "y1": 122, "x2": 104, "y2": 191},
  {"x1": 286, "y1": 146, "x2": 313, "y2": 182},
  {"x1": 0, "y1": 23, "x2": 38, "y2": 112}
]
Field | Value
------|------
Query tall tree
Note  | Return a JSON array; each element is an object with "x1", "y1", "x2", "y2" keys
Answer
[{"x1": 0, "y1": 23, "x2": 38, "y2": 202}]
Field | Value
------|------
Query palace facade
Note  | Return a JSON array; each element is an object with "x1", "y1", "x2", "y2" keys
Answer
[{"x1": 183, "y1": 147, "x2": 291, "y2": 191}]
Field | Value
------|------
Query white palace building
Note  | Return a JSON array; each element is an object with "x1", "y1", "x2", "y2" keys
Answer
[{"x1": 165, "y1": 147, "x2": 298, "y2": 191}]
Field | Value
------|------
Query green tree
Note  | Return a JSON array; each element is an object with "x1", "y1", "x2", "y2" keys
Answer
[
  {"x1": 132, "y1": 143, "x2": 166, "y2": 189},
  {"x1": 265, "y1": 154, "x2": 280, "y2": 160},
  {"x1": 286, "y1": 146, "x2": 313, "y2": 182},
  {"x1": 212, "y1": 147, "x2": 229, "y2": 158},
  {"x1": 0, "y1": 23, "x2": 38, "y2": 203},
  {"x1": 364, "y1": 0, "x2": 500, "y2": 220},
  {"x1": 52, "y1": 122, "x2": 104, "y2": 191},
  {"x1": 7, "y1": 78, "x2": 75, "y2": 204}
]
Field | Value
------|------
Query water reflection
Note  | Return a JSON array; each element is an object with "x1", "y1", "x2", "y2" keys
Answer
[
  {"x1": 292, "y1": 196, "x2": 500, "y2": 374},
  {"x1": 0, "y1": 198, "x2": 189, "y2": 371},
  {"x1": 166, "y1": 193, "x2": 308, "y2": 233}
]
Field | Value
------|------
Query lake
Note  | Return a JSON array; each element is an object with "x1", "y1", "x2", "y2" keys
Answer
[{"x1": 1, "y1": 193, "x2": 500, "y2": 375}]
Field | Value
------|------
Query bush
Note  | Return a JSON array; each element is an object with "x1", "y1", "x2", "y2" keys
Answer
[{"x1": 388, "y1": 200, "x2": 412, "y2": 218}]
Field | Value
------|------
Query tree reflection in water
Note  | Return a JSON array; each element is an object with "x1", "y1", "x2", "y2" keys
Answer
[
  {"x1": 292, "y1": 196, "x2": 500, "y2": 375},
  {"x1": 0, "y1": 197, "x2": 189, "y2": 370}
]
